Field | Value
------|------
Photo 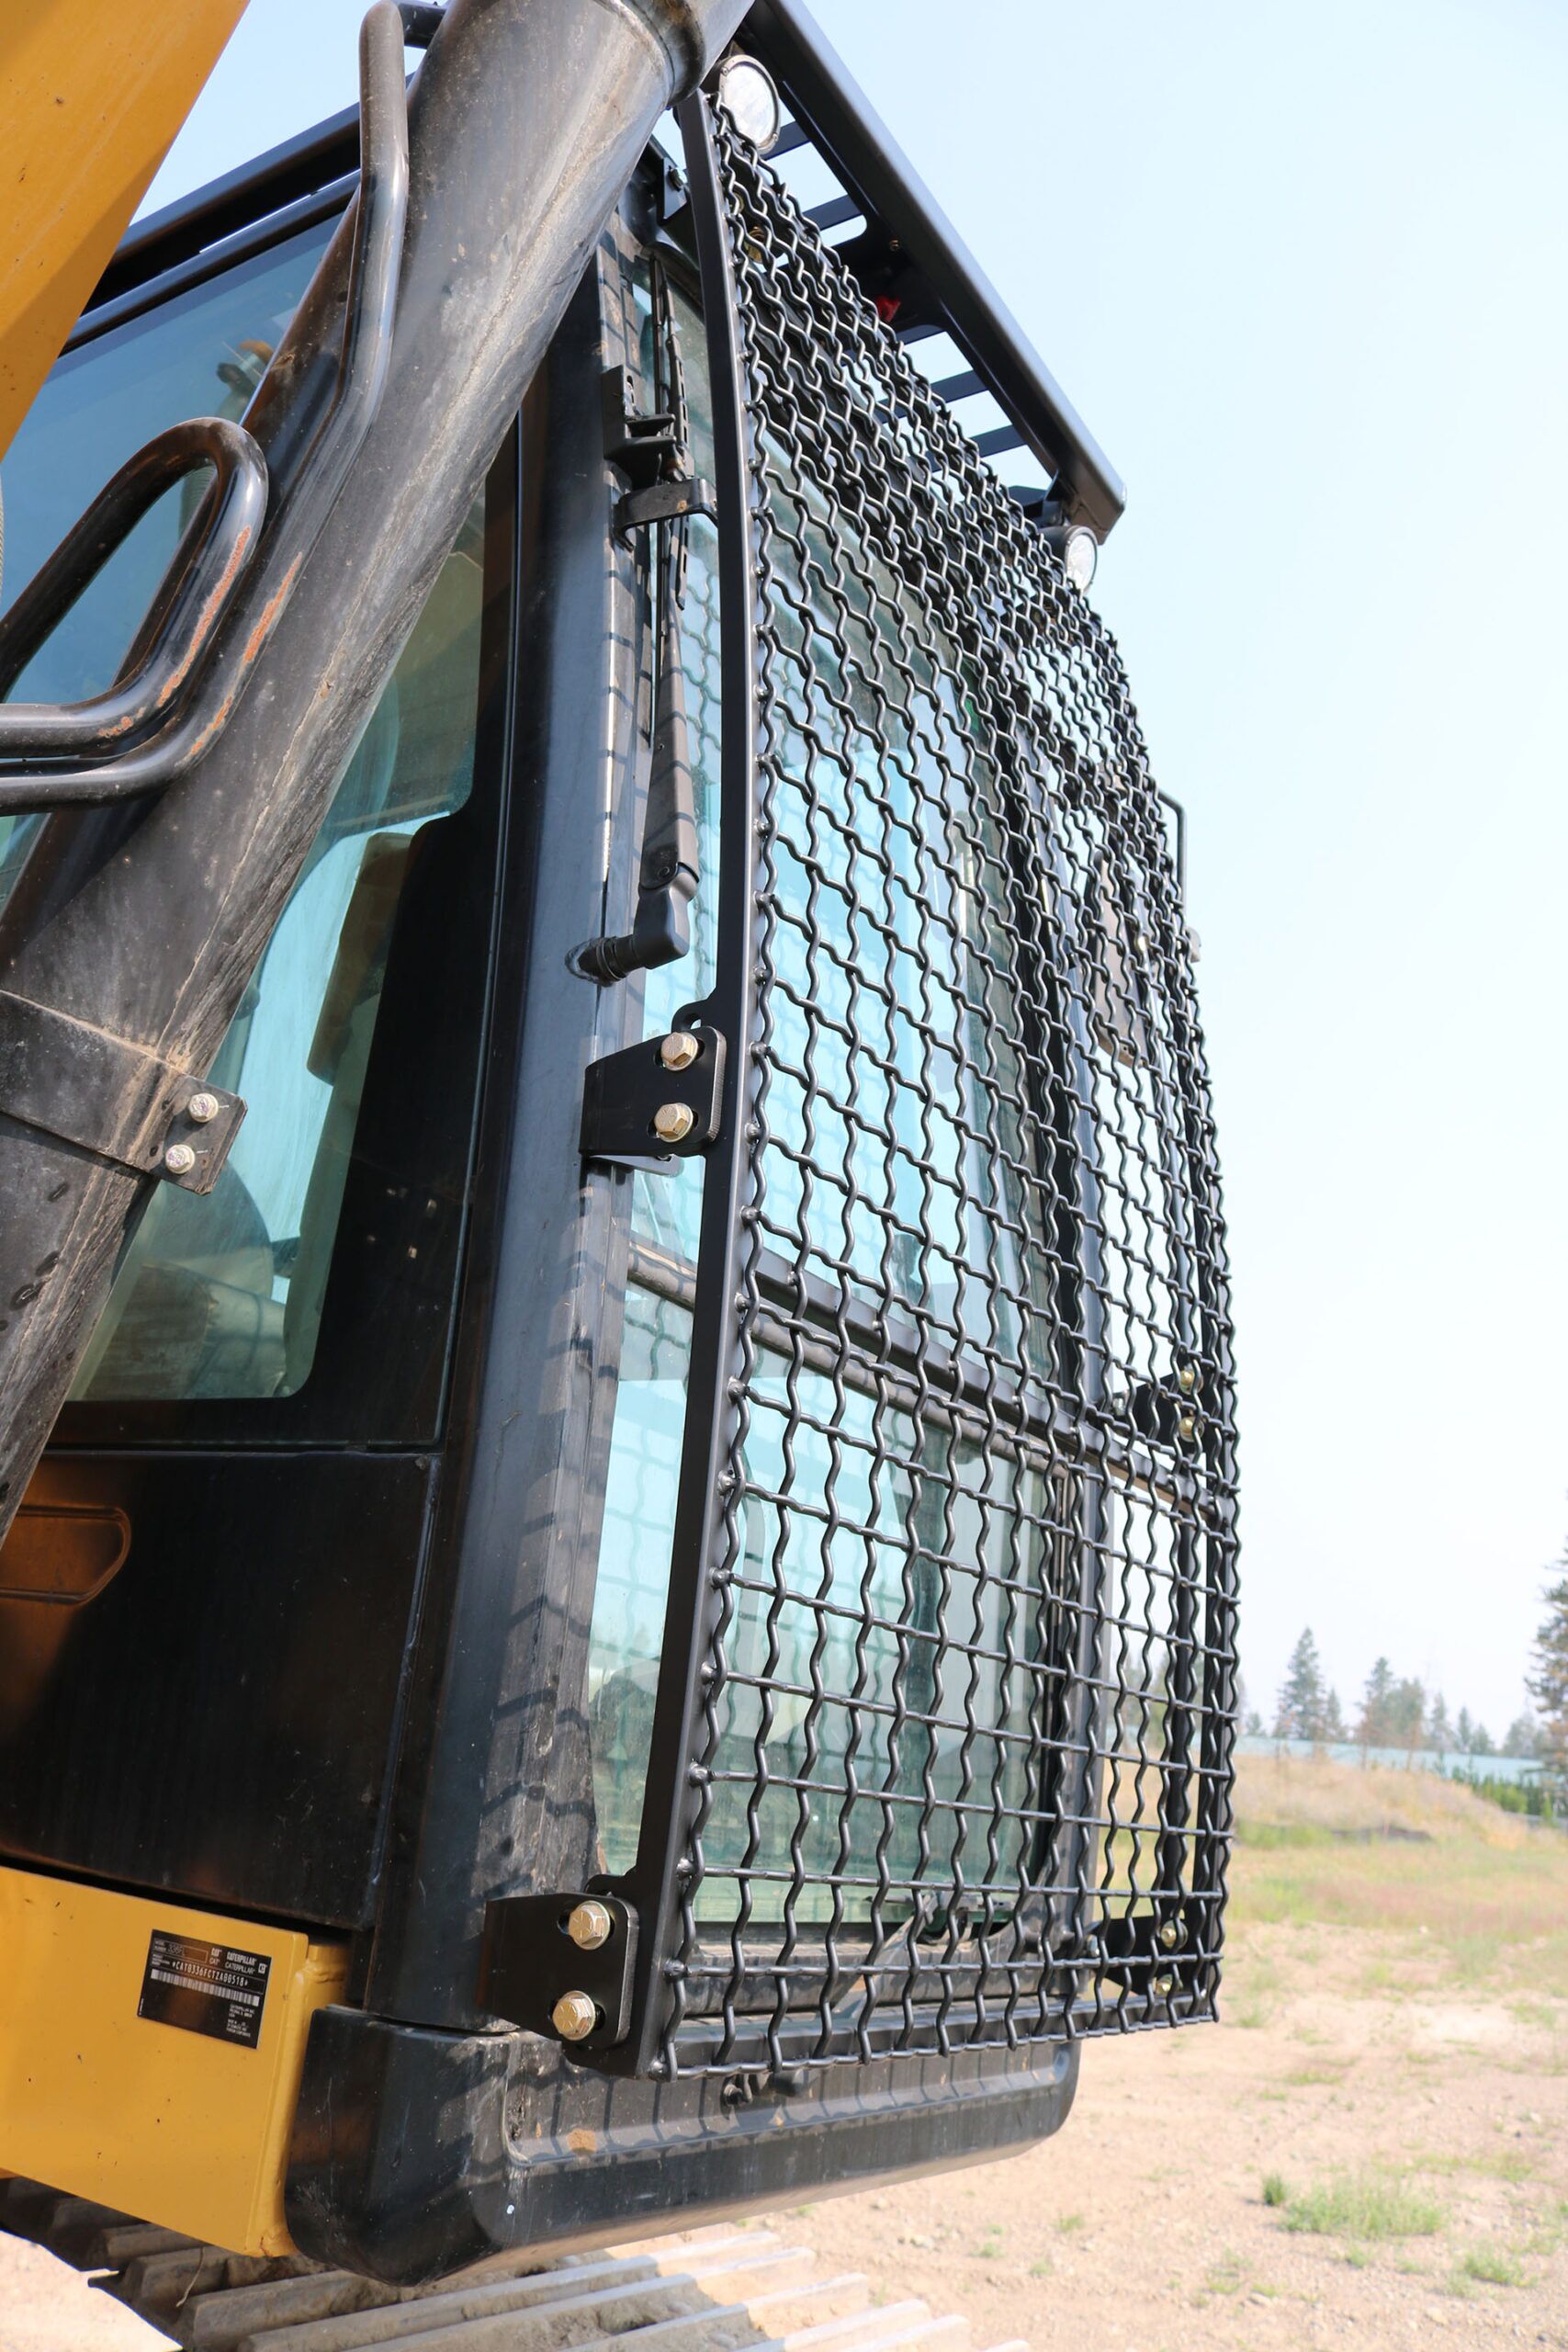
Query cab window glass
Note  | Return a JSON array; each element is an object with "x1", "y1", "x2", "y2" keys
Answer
[
  {"x1": 73, "y1": 505, "x2": 486, "y2": 1400},
  {"x1": 0, "y1": 218, "x2": 491, "y2": 1402},
  {"x1": 586, "y1": 251, "x2": 721, "y2": 1872},
  {"x1": 0, "y1": 226, "x2": 334, "y2": 956}
]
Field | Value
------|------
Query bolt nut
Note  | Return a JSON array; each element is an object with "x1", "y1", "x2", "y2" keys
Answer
[
  {"x1": 653, "y1": 1101, "x2": 695, "y2": 1146},
  {"x1": 186, "y1": 1091, "x2": 220, "y2": 1125},
  {"x1": 566, "y1": 1899, "x2": 614, "y2": 1951},
  {"x1": 660, "y1": 1030, "x2": 701, "y2": 1072},
  {"x1": 1178, "y1": 1411, "x2": 1197, "y2": 1442},
  {"x1": 1157, "y1": 1919, "x2": 1184, "y2": 1951},
  {"x1": 1153, "y1": 1971, "x2": 1176, "y2": 1999},
  {"x1": 1176, "y1": 1362, "x2": 1197, "y2": 1396},
  {"x1": 552, "y1": 1990, "x2": 599, "y2": 2042},
  {"x1": 164, "y1": 1143, "x2": 197, "y2": 1176}
]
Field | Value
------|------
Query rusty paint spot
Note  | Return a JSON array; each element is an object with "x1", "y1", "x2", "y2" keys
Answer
[
  {"x1": 188, "y1": 693, "x2": 239, "y2": 763},
  {"x1": 565, "y1": 2129, "x2": 597, "y2": 2156},
  {"x1": 186, "y1": 559, "x2": 297, "y2": 760},
  {"x1": 153, "y1": 524, "x2": 255, "y2": 712},
  {"x1": 242, "y1": 557, "x2": 302, "y2": 669}
]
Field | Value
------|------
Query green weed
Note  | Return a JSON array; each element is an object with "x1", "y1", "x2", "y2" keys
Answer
[
  {"x1": 1273, "y1": 2171, "x2": 1444, "y2": 2242},
  {"x1": 1456, "y1": 2247, "x2": 1527, "y2": 2288}
]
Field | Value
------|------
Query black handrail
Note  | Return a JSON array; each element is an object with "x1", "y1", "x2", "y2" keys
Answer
[
  {"x1": 0, "y1": 420, "x2": 266, "y2": 764},
  {"x1": 0, "y1": 0, "x2": 410, "y2": 812}
]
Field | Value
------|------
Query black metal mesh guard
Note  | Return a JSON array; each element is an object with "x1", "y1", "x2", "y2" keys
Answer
[{"x1": 663, "y1": 110, "x2": 1238, "y2": 2082}]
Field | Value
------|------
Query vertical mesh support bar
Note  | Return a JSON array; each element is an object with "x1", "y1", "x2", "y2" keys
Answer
[{"x1": 649, "y1": 97, "x2": 1238, "y2": 2085}]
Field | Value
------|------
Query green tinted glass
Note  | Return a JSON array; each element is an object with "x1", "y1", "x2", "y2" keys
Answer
[{"x1": 0, "y1": 220, "x2": 489, "y2": 1401}]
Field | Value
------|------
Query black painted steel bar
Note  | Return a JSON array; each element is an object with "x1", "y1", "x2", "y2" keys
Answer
[
  {"x1": 0, "y1": 419, "x2": 266, "y2": 770},
  {"x1": 743, "y1": 0, "x2": 1126, "y2": 536},
  {"x1": 600, "y1": 83, "x2": 762, "y2": 2080}
]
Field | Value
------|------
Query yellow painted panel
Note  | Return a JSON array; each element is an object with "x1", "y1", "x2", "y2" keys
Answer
[
  {"x1": 0, "y1": 0, "x2": 252, "y2": 460},
  {"x1": 0, "y1": 1865, "x2": 347, "y2": 2254}
]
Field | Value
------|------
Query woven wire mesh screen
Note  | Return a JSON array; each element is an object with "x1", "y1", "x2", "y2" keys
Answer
[{"x1": 664, "y1": 108, "x2": 1238, "y2": 2080}]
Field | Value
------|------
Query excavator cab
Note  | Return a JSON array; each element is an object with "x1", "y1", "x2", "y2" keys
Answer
[{"x1": 0, "y1": 0, "x2": 1237, "y2": 2292}]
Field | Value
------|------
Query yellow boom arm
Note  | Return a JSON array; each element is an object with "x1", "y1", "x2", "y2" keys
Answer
[{"x1": 0, "y1": 0, "x2": 250, "y2": 462}]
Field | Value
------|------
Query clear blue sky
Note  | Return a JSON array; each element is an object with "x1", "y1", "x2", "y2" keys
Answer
[{"x1": 144, "y1": 0, "x2": 1568, "y2": 1740}]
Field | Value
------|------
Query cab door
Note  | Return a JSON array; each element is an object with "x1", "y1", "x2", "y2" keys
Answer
[{"x1": 0, "y1": 194, "x2": 517, "y2": 1932}]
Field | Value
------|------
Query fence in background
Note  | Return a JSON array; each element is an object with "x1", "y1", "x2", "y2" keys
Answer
[{"x1": 1236, "y1": 1735, "x2": 1542, "y2": 1788}]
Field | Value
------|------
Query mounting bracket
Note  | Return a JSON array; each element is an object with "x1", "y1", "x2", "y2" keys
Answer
[
  {"x1": 580, "y1": 1023, "x2": 726, "y2": 1170},
  {"x1": 479, "y1": 1891, "x2": 640, "y2": 2052}
]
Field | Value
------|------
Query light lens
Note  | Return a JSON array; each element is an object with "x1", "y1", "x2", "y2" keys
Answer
[
  {"x1": 716, "y1": 54, "x2": 783, "y2": 154},
  {"x1": 1064, "y1": 525, "x2": 1099, "y2": 593}
]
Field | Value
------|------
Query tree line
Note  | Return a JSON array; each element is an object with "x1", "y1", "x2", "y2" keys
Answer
[
  {"x1": 1254, "y1": 1548, "x2": 1568, "y2": 1781},
  {"x1": 1252, "y1": 1628, "x2": 1537, "y2": 1758}
]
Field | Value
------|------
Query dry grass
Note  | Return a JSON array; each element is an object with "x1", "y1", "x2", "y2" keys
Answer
[
  {"x1": 1235, "y1": 1750, "x2": 1537, "y2": 1848},
  {"x1": 1229, "y1": 1755, "x2": 1568, "y2": 1992}
]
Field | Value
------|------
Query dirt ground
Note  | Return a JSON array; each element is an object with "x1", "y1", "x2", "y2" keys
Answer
[
  {"x1": 5, "y1": 1761, "x2": 1567, "y2": 2352},
  {"x1": 782, "y1": 1921, "x2": 1568, "y2": 2350}
]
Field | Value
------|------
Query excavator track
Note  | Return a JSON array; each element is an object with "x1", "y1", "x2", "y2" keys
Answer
[{"x1": 0, "y1": 2178, "x2": 1025, "y2": 2352}]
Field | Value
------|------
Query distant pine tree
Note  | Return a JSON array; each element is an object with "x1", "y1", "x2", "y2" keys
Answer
[
  {"x1": 1504, "y1": 1711, "x2": 1542, "y2": 1759},
  {"x1": 1391, "y1": 1677, "x2": 1427, "y2": 1759},
  {"x1": 1426, "y1": 1691, "x2": 1453, "y2": 1754},
  {"x1": 1455, "y1": 1705, "x2": 1476, "y2": 1754},
  {"x1": 1529, "y1": 1560, "x2": 1568, "y2": 1791},
  {"x1": 1471, "y1": 1720, "x2": 1495, "y2": 1757},
  {"x1": 1357, "y1": 1657, "x2": 1397, "y2": 1750},
  {"x1": 1321, "y1": 1686, "x2": 1348, "y2": 1742},
  {"x1": 1274, "y1": 1629, "x2": 1326, "y2": 1739}
]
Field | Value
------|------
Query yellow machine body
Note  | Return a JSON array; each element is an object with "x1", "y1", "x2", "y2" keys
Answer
[
  {"x1": 0, "y1": 1864, "x2": 347, "y2": 2253},
  {"x1": 0, "y1": 0, "x2": 250, "y2": 462}
]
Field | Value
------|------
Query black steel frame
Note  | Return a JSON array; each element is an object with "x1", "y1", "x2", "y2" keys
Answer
[
  {"x1": 596, "y1": 85, "x2": 761, "y2": 2083},
  {"x1": 581, "y1": 82, "x2": 1234, "y2": 2087},
  {"x1": 742, "y1": 0, "x2": 1125, "y2": 537},
  {"x1": 287, "y1": 111, "x2": 1086, "y2": 2278}
]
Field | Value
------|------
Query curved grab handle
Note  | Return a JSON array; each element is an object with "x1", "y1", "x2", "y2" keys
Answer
[
  {"x1": 0, "y1": 0, "x2": 409, "y2": 815},
  {"x1": 0, "y1": 417, "x2": 267, "y2": 766}
]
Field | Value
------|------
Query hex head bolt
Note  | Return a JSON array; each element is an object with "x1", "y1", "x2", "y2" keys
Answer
[
  {"x1": 660, "y1": 1031, "x2": 700, "y2": 1071},
  {"x1": 566, "y1": 1899, "x2": 614, "y2": 1951},
  {"x1": 653, "y1": 1102, "x2": 695, "y2": 1146},
  {"x1": 552, "y1": 1989, "x2": 599, "y2": 2041}
]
